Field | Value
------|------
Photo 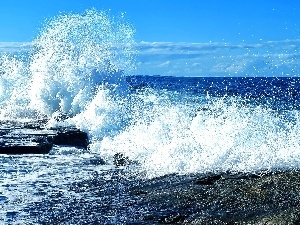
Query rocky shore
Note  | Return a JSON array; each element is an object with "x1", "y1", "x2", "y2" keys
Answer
[
  {"x1": 0, "y1": 120, "x2": 88, "y2": 154},
  {"x1": 25, "y1": 169, "x2": 300, "y2": 224},
  {"x1": 2, "y1": 120, "x2": 300, "y2": 224},
  {"x1": 130, "y1": 171, "x2": 300, "y2": 224}
]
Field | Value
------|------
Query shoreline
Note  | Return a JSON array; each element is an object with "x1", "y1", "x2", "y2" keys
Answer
[
  {"x1": 1, "y1": 119, "x2": 300, "y2": 224},
  {"x1": 24, "y1": 169, "x2": 300, "y2": 224}
]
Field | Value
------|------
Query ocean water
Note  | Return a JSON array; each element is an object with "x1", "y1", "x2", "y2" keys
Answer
[{"x1": 1, "y1": 9, "x2": 300, "y2": 223}]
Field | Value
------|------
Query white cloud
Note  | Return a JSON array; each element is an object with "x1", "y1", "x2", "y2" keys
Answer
[
  {"x1": 0, "y1": 42, "x2": 32, "y2": 54},
  {"x1": 0, "y1": 40, "x2": 299, "y2": 77},
  {"x1": 158, "y1": 61, "x2": 170, "y2": 68},
  {"x1": 135, "y1": 39, "x2": 300, "y2": 76}
]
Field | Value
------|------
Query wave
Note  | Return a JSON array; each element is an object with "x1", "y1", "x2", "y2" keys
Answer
[
  {"x1": 93, "y1": 90, "x2": 300, "y2": 178},
  {"x1": 1, "y1": 9, "x2": 300, "y2": 178}
]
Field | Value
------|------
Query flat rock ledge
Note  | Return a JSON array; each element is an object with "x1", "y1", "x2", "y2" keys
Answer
[
  {"x1": 27, "y1": 170, "x2": 300, "y2": 224},
  {"x1": 0, "y1": 120, "x2": 88, "y2": 154}
]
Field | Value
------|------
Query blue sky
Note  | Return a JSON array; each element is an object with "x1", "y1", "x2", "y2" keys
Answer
[{"x1": 0, "y1": 0, "x2": 299, "y2": 76}]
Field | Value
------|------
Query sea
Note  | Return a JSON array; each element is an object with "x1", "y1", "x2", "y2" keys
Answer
[{"x1": 1, "y1": 9, "x2": 300, "y2": 224}]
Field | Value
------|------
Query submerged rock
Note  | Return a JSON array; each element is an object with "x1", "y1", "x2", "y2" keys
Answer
[{"x1": 0, "y1": 120, "x2": 88, "y2": 154}]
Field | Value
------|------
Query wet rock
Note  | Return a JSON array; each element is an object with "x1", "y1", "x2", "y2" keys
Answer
[
  {"x1": 195, "y1": 174, "x2": 222, "y2": 185},
  {"x1": 159, "y1": 214, "x2": 186, "y2": 224},
  {"x1": 0, "y1": 120, "x2": 89, "y2": 154},
  {"x1": 52, "y1": 127, "x2": 88, "y2": 148},
  {"x1": 25, "y1": 170, "x2": 300, "y2": 224},
  {"x1": 88, "y1": 157, "x2": 106, "y2": 166},
  {"x1": 129, "y1": 171, "x2": 300, "y2": 224},
  {"x1": 0, "y1": 137, "x2": 53, "y2": 154},
  {"x1": 113, "y1": 153, "x2": 130, "y2": 166}
]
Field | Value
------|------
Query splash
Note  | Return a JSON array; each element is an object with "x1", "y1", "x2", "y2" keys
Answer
[
  {"x1": 0, "y1": 9, "x2": 136, "y2": 132},
  {"x1": 0, "y1": 54, "x2": 32, "y2": 118},
  {"x1": 95, "y1": 91, "x2": 300, "y2": 178},
  {"x1": 29, "y1": 9, "x2": 136, "y2": 116}
]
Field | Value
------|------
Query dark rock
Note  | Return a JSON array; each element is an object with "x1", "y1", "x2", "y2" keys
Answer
[
  {"x1": 159, "y1": 214, "x2": 186, "y2": 224},
  {"x1": 128, "y1": 171, "x2": 300, "y2": 224},
  {"x1": 0, "y1": 137, "x2": 53, "y2": 154},
  {"x1": 113, "y1": 153, "x2": 130, "y2": 166},
  {"x1": 0, "y1": 120, "x2": 89, "y2": 154},
  {"x1": 89, "y1": 157, "x2": 106, "y2": 165},
  {"x1": 25, "y1": 170, "x2": 300, "y2": 224},
  {"x1": 52, "y1": 127, "x2": 88, "y2": 148},
  {"x1": 195, "y1": 174, "x2": 222, "y2": 185}
]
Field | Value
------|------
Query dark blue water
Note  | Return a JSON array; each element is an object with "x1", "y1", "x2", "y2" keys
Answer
[{"x1": 127, "y1": 76, "x2": 300, "y2": 110}]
